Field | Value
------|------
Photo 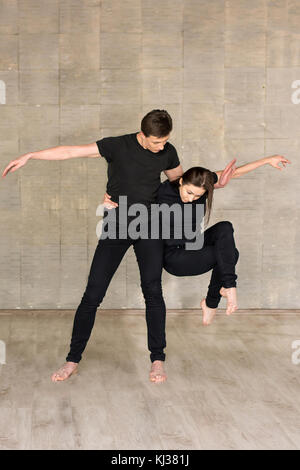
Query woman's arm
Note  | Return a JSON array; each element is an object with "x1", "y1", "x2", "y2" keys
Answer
[
  {"x1": 222, "y1": 155, "x2": 291, "y2": 178},
  {"x1": 214, "y1": 159, "x2": 237, "y2": 188}
]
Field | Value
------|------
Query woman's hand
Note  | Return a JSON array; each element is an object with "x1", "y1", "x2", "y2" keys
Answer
[
  {"x1": 102, "y1": 192, "x2": 118, "y2": 209},
  {"x1": 215, "y1": 158, "x2": 237, "y2": 188},
  {"x1": 266, "y1": 155, "x2": 291, "y2": 170},
  {"x1": 2, "y1": 154, "x2": 31, "y2": 177}
]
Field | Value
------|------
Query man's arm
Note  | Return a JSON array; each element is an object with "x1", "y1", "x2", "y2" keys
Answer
[
  {"x1": 29, "y1": 143, "x2": 101, "y2": 160},
  {"x1": 2, "y1": 143, "x2": 102, "y2": 177},
  {"x1": 163, "y1": 164, "x2": 184, "y2": 181}
]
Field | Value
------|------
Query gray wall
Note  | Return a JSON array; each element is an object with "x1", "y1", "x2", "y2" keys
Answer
[{"x1": 0, "y1": 0, "x2": 299, "y2": 309}]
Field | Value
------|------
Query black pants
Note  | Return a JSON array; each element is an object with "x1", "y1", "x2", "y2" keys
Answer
[
  {"x1": 163, "y1": 221, "x2": 239, "y2": 309},
  {"x1": 66, "y1": 235, "x2": 166, "y2": 364}
]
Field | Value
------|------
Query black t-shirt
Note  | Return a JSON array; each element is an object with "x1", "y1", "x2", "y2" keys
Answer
[
  {"x1": 96, "y1": 132, "x2": 180, "y2": 209},
  {"x1": 156, "y1": 173, "x2": 218, "y2": 248}
]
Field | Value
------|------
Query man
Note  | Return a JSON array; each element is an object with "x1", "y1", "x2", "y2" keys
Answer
[{"x1": 2, "y1": 109, "x2": 236, "y2": 383}]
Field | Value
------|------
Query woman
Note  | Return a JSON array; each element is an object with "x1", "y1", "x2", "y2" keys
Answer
[{"x1": 156, "y1": 166, "x2": 239, "y2": 326}]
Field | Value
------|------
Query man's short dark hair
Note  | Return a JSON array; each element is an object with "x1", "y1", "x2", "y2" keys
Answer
[{"x1": 141, "y1": 109, "x2": 172, "y2": 138}]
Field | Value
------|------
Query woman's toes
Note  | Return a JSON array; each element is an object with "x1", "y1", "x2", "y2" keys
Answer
[{"x1": 226, "y1": 304, "x2": 237, "y2": 315}]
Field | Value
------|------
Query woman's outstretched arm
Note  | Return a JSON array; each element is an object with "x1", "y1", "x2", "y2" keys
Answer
[{"x1": 225, "y1": 154, "x2": 291, "y2": 178}]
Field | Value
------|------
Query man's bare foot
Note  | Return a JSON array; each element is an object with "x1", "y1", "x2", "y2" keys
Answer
[
  {"x1": 200, "y1": 298, "x2": 217, "y2": 325},
  {"x1": 149, "y1": 360, "x2": 167, "y2": 383},
  {"x1": 219, "y1": 287, "x2": 238, "y2": 315},
  {"x1": 51, "y1": 362, "x2": 78, "y2": 382}
]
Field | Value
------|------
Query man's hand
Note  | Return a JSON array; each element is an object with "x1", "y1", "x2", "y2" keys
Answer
[
  {"x1": 214, "y1": 158, "x2": 237, "y2": 188},
  {"x1": 266, "y1": 155, "x2": 291, "y2": 170},
  {"x1": 102, "y1": 192, "x2": 118, "y2": 209},
  {"x1": 2, "y1": 154, "x2": 31, "y2": 177}
]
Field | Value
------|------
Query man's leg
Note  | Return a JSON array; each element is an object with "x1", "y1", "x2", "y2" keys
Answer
[
  {"x1": 133, "y1": 238, "x2": 167, "y2": 382},
  {"x1": 66, "y1": 238, "x2": 131, "y2": 363},
  {"x1": 51, "y1": 237, "x2": 131, "y2": 381}
]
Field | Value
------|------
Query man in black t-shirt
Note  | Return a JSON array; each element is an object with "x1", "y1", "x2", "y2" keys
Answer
[{"x1": 52, "y1": 109, "x2": 184, "y2": 383}]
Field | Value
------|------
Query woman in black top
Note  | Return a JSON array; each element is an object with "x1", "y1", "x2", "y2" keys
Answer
[
  {"x1": 157, "y1": 166, "x2": 239, "y2": 325},
  {"x1": 103, "y1": 165, "x2": 239, "y2": 325}
]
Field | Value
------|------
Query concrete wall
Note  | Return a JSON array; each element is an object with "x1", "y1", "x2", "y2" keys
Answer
[{"x1": 0, "y1": 0, "x2": 299, "y2": 309}]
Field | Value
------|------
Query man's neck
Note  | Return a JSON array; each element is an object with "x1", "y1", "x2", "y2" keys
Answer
[{"x1": 136, "y1": 132, "x2": 147, "y2": 150}]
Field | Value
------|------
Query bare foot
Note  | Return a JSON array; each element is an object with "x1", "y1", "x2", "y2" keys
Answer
[
  {"x1": 51, "y1": 361, "x2": 78, "y2": 382},
  {"x1": 149, "y1": 360, "x2": 167, "y2": 383},
  {"x1": 219, "y1": 286, "x2": 238, "y2": 315},
  {"x1": 200, "y1": 298, "x2": 217, "y2": 325}
]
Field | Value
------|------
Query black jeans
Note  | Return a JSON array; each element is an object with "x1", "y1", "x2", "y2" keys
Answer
[
  {"x1": 66, "y1": 234, "x2": 166, "y2": 364},
  {"x1": 163, "y1": 221, "x2": 239, "y2": 309}
]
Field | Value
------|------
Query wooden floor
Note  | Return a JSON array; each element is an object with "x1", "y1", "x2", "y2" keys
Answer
[{"x1": 0, "y1": 308, "x2": 300, "y2": 450}]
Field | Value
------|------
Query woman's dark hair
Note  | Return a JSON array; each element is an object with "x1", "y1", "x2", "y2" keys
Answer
[
  {"x1": 141, "y1": 109, "x2": 172, "y2": 137},
  {"x1": 170, "y1": 166, "x2": 215, "y2": 227}
]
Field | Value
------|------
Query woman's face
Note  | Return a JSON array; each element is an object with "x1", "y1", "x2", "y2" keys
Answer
[{"x1": 178, "y1": 177, "x2": 207, "y2": 203}]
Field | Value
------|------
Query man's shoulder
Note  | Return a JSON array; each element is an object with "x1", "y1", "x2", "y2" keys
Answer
[
  {"x1": 98, "y1": 133, "x2": 135, "y2": 143},
  {"x1": 164, "y1": 140, "x2": 177, "y2": 154},
  {"x1": 118, "y1": 132, "x2": 136, "y2": 139}
]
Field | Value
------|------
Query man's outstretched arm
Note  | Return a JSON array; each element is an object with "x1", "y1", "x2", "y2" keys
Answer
[{"x1": 2, "y1": 142, "x2": 102, "y2": 177}]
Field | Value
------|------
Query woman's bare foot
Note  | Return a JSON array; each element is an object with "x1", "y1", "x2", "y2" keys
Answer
[
  {"x1": 149, "y1": 360, "x2": 167, "y2": 383},
  {"x1": 51, "y1": 361, "x2": 78, "y2": 382},
  {"x1": 219, "y1": 286, "x2": 238, "y2": 315},
  {"x1": 200, "y1": 298, "x2": 217, "y2": 325}
]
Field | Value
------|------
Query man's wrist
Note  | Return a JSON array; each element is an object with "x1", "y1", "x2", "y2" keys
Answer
[{"x1": 262, "y1": 156, "x2": 271, "y2": 165}]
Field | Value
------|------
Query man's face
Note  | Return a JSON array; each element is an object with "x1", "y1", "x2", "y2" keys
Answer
[{"x1": 142, "y1": 133, "x2": 171, "y2": 153}]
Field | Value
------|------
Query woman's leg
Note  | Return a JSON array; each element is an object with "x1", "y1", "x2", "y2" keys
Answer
[
  {"x1": 163, "y1": 221, "x2": 239, "y2": 310},
  {"x1": 203, "y1": 221, "x2": 239, "y2": 309}
]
